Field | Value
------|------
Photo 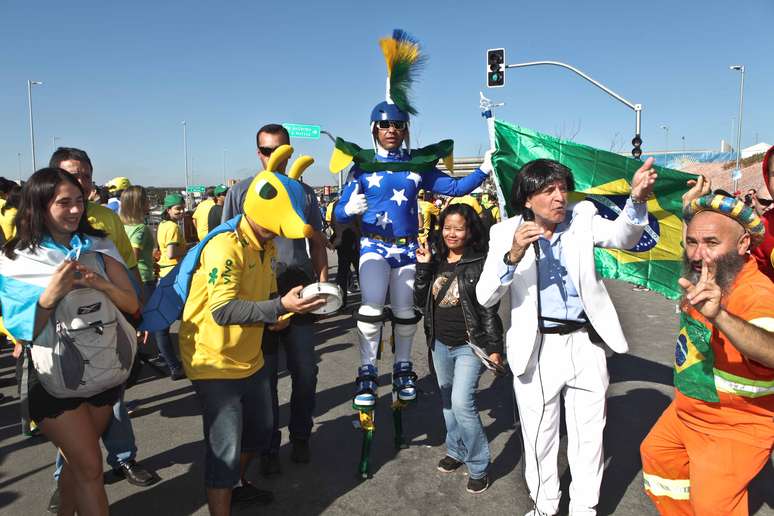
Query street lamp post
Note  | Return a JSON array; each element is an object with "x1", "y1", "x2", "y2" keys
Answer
[
  {"x1": 660, "y1": 124, "x2": 670, "y2": 156},
  {"x1": 730, "y1": 65, "x2": 745, "y2": 192},
  {"x1": 17, "y1": 153, "x2": 23, "y2": 183},
  {"x1": 223, "y1": 149, "x2": 227, "y2": 185},
  {"x1": 182, "y1": 121, "x2": 189, "y2": 193},
  {"x1": 27, "y1": 80, "x2": 43, "y2": 173},
  {"x1": 52, "y1": 135, "x2": 60, "y2": 153}
]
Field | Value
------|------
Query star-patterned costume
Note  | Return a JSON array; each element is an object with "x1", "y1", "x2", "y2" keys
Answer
[{"x1": 336, "y1": 148, "x2": 487, "y2": 269}]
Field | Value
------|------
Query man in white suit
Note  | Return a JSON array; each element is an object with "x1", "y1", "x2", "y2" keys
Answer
[{"x1": 476, "y1": 157, "x2": 658, "y2": 516}]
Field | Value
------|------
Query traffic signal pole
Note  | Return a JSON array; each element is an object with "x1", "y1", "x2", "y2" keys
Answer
[{"x1": 503, "y1": 60, "x2": 644, "y2": 159}]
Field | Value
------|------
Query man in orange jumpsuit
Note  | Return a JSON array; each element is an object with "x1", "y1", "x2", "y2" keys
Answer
[{"x1": 640, "y1": 193, "x2": 774, "y2": 515}]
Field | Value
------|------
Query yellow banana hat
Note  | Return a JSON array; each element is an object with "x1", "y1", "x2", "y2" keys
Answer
[{"x1": 243, "y1": 144, "x2": 315, "y2": 239}]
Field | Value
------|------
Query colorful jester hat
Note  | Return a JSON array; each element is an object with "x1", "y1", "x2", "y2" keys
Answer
[
  {"x1": 329, "y1": 29, "x2": 454, "y2": 175},
  {"x1": 684, "y1": 193, "x2": 766, "y2": 247},
  {"x1": 243, "y1": 144, "x2": 314, "y2": 239}
]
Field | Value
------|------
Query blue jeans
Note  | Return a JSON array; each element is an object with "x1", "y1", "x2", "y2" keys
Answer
[
  {"x1": 432, "y1": 340, "x2": 490, "y2": 479},
  {"x1": 262, "y1": 318, "x2": 318, "y2": 453},
  {"x1": 192, "y1": 367, "x2": 273, "y2": 489},
  {"x1": 54, "y1": 392, "x2": 136, "y2": 480}
]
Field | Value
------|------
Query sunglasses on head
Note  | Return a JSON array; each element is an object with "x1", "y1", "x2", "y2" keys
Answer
[
  {"x1": 376, "y1": 120, "x2": 407, "y2": 131},
  {"x1": 258, "y1": 146, "x2": 279, "y2": 156}
]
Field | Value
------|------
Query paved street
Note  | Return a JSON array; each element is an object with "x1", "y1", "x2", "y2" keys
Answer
[{"x1": 0, "y1": 253, "x2": 772, "y2": 515}]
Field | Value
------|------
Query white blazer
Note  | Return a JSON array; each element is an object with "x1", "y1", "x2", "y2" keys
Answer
[{"x1": 475, "y1": 200, "x2": 647, "y2": 377}]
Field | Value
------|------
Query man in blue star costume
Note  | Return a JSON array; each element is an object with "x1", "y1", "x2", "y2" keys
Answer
[{"x1": 335, "y1": 98, "x2": 493, "y2": 409}]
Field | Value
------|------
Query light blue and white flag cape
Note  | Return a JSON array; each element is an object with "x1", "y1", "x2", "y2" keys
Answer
[{"x1": 0, "y1": 234, "x2": 125, "y2": 342}]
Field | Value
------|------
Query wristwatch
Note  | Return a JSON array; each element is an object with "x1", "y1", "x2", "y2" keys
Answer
[{"x1": 503, "y1": 251, "x2": 518, "y2": 266}]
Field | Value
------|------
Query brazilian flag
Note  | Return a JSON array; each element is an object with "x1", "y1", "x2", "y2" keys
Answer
[
  {"x1": 673, "y1": 313, "x2": 717, "y2": 402},
  {"x1": 492, "y1": 119, "x2": 693, "y2": 300}
]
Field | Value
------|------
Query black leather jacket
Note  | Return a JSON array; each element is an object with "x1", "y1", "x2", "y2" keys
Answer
[{"x1": 414, "y1": 250, "x2": 504, "y2": 356}]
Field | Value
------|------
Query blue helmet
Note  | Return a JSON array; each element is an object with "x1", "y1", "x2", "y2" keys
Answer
[{"x1": 370, "y1": 101, "x2": 409, "y2": 123}]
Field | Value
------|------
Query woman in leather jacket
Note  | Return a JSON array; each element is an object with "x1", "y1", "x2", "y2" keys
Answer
[{"x1": 414, "y1": 203, "x2": 503, "y2": 494}]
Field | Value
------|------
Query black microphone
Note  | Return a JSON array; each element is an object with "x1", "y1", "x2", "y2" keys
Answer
[{"x1": 522, "y1": 208, "x2": 540, "y2": 258}]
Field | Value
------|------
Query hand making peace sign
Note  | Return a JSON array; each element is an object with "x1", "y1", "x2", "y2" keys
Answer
[{"x1": 678, "y1": 248, "x2": 722, "y2": 320}]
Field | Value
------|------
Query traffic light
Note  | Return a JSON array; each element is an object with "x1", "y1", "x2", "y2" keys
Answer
[
  {"x1": 487, "y1": 48, "x2": 505, "y2": 88},
  {"x1": 631, "y1": 134, "x2": 643, "y2": 160}
]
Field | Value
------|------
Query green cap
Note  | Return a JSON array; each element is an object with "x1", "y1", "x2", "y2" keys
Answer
[
  {"x1": 214, "y1": 185, "x2": 228, "y2": 196},
  {"x1": 163, "y1": 193, "x2": 185, "y2": 209}
]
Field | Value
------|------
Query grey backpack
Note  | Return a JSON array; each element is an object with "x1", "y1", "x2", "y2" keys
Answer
[{"x1": 30, "y1": 253, "x2": 136, "y2": 398}]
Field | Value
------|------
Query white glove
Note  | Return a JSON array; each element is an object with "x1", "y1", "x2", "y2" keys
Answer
[
  {"x1": 344, "y1": 182, "x2": 368, "y2": 216},
  {"x1": 480, "y1": 149, "x2": 494, "y2": 175}
]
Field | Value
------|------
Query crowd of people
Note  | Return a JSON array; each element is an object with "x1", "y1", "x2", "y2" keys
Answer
[
  {"x1": 0, "y1": 28, "x2": 772, "y2": 515},
  {"x1": 0, "y1": 127, "x2": 772, "y2": 516}
]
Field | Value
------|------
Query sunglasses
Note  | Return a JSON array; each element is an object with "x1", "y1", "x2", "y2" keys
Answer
[
  {"x1": 258, "y1": 146, "x2": 279, "y2": 156},
  {"x1": 376, "y1": 120, "x2": 407, "y2": 131}
]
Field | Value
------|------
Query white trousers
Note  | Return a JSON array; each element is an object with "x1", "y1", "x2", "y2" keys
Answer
[
  {"x1": 357, "y1": 252, "x2": 416, "y2": 366},
  {"x1": 512, "y1": 329, "x2": 609, "y2": 516}
]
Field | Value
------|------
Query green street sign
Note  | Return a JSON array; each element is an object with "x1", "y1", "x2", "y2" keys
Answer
[
  {"x1": 187, "y1": 184, "x2": 205, "y2": 193},
  {"x1": 283, "y1": 123, "x2": 321, "y2": 140}
]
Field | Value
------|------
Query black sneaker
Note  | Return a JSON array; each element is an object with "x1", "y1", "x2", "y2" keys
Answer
[
  {"x1": 260, "y1": 453, "x2": 281, "y2": 476},
  {"x1": 170, "y1": 367, "x2": 186, "y2": 381},
  {"x1": 46, "y1": 487, "x2": 59, "y2": 513},
  {"x1": 437, "y1": 456, "x2": 463, "y2": 473},
  {"x1": 231, "y1": 482, "x2": 273, "y2": 506},
  {"x1": 291, "y1": 439, "x2": 310, "y2": 464},
  {"x1": 466, "y1": 475, "x2": 490, "y2": 494}
]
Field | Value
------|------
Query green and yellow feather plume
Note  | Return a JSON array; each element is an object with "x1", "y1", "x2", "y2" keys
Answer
[{"x1": 379, "y1": 29, "x2": 426, "y2": 115}]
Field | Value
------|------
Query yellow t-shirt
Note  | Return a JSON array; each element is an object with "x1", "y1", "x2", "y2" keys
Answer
[
  {"x1": 87, "y1": 202, "x2": 138, "y2": 269},
  {"x1": 448, "y1": 195, "x2": 483, "y2": 215},
  {"x1": 419, "y1": 200, "x2": 440, "y2": 235},
  {"x1": 0, "y1": 205, "x2": 16, "y2": 242},
  {"x1": 178, "y1": 217, "x2": 277, "y2": 380},
  {"x1": 325, "y1": 202, "x2": 334, "y2": 224},
  {"x1": 192, "y1": 198, "x2": 215, "y2": 241},
  {"x1": 157, "y1": 219, "x2": 185, "y2": 277}
]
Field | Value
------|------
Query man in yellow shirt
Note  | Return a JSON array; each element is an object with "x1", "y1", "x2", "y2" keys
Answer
[
  {"x1": 192, "y1": 187, "x2": 216, "y2": 241},
  {"x1": 417, "y1": 191, "x2": 440, "y2": 243},
  {"x1": 177, "y1": 146, "x2": 324, "y2": 514},
  {"x1": 49, "y1": 149, "x2": 138, "y2": 272}
]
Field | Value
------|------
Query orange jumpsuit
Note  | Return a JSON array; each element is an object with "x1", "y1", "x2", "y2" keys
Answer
[{"x1": 641, "y1": 258, "x2": 774, "y2": 515}]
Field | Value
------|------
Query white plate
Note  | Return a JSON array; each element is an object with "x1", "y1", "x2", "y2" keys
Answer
[{"x1": 300, "y1": 282, "x2": 343, "y2": 315}]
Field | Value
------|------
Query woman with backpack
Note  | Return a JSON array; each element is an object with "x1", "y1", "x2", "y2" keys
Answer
[
  {"x1": 413, "y1": 203, "x2": 504, "y2": 495},
  {"x1": 0, "y1": 168, "x2": 139, "y2": 516}
]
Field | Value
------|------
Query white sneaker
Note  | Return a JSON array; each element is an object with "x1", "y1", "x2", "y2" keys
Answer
[{"x1": 524, "y1": 509, "x2": 551, "y2": 516}]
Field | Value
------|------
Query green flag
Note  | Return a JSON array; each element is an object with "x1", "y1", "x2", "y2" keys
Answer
[{"x1": 492, "y1": 119, "x2": 693, "y2": 300}]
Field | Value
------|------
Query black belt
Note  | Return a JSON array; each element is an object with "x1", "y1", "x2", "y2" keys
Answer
[
  {"x1": 540, "y1": 321, "x2": 588, "y2": 335},
  {"x1": 363, "y1": 232, "x2": 414, "y2": 246},
  {"x1": 539, "y1": 316, "x2": 602, "y2": 342}
]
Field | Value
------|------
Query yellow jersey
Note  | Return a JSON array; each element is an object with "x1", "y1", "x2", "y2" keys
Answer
[
  {"x1": 178, "y1": 217, "x2": 277, "y2": 380},
  {"x1": 192, "y1": 198, "x2": 215, "y2": 241},
  {"x1": 157, "y1": 219, "x2": 185, "y2": 277},
  {"x1": 448, "y1": 195, "x2": 483, "y2": 215},
  {"x1": 87, "y1": 202, "x2": 138, "y2": 269},
  {"x1": 0, "y1": 204, "x2": 16, "y2": 242},
  {"x1": 419, "y1": 200, "x2": 440, "y2": 235}
]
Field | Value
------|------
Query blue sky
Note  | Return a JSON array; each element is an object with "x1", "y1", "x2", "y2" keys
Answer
[{"x1": 2, "y1": 0, "x2": 772, "y2": 187}]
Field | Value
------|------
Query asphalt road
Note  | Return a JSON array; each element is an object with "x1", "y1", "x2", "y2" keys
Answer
[{"x1": 0, "y1": 252, "x2": 771, "y2": 515}]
